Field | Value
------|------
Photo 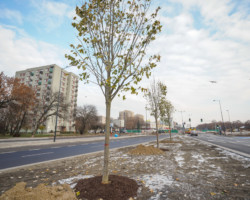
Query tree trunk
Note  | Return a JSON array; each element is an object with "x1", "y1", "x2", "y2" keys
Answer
[
  {"x1": 155, "y1": 114, "x2": 159, "y2": 148},
  {"x1": 102, "y1": 97, "x2": 111, "y2": 184},
  {"x1": 169, "y1": 122, "x2": 172, "y2": 140}
]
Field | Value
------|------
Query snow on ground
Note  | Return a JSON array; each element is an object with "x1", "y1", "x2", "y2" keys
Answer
[
  {"x1": 174, "y1": 152, "x2": 185, "y2": 167},
  {"x1": 217, "y1": 149, "x2": 250, "y2": 168},
  {"x1": 58, "y1": 175, "x2": 94, "y2": 188}
]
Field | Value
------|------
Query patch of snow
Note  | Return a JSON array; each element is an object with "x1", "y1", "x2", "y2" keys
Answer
[
  {"x1": 139, "y1": 174, "x2": 173, "y2": 200},
  {"x1": 218, "y1": 149, "x2": 250, "y2": 168},
  {"x1": 174, "y1": 152, "x2": 185, "y2": 167},
  {"x1": 191, "y1": 154, "x2": 206, "y2": 163},
  {"x1": 58, "y1": 175, "x2": 94, "y2": 188}
]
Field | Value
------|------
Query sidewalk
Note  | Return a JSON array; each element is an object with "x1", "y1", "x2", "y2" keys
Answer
[{"x1": 0, "y1": 135, "x2": 146, "y2": 149}]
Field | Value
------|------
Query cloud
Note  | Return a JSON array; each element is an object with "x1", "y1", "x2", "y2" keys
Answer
[
  {"x1": 29, "y1": 0, "x2": 74, "y2": 32},
  {"x1": 0, "y1": 25, "x2": 65, "y2": 76},
  {"x1": 0, "y1": 8, "x2": 23, "y2": 24}
]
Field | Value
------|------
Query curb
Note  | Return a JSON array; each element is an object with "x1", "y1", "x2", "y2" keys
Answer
[{"x1": 191, "y1": 137, "x2": 250, "y2": 158}]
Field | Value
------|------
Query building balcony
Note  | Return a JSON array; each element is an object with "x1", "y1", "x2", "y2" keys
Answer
[
  {"x1": 30, "y1": 72, "x2": 34, "y2": 76},
  {"x1": 39, "y1": 70, "x2": 43, "y2": 74}
]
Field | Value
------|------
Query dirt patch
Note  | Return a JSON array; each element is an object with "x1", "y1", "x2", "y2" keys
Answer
[
  {"x1": 128, "y1": 144, "x2": 164, "y2": 155},
  {"x1": 160, "y1": 139, "x2": 183, "y2": 144},
  {"x1": 0, "y1": 182, "x2": 76, "y2": 200},
  {"x1": 75, "y1": 175, "x2": 138, "y2": 200}
]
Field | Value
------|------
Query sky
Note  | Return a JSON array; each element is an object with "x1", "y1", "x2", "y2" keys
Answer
[{"x1": 0, "y1": 0, "x2": 250, "y2": 126}]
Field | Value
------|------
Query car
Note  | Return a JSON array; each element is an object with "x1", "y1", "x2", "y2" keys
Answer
[{"x1": 190, "y1": 130, "x2": 198, "y2": 136}]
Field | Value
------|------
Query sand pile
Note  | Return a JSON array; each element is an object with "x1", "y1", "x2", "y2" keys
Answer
[
  {"x1": 128, "y1": 145, "x2": 164, "y2": 155},
  {"x1": 0, "y1": 182, "x2": 77, "y2": 200}
]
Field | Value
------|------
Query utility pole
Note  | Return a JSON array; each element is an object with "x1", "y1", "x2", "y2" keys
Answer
[
  {"x1": 226, "y1": 109, "x2": 232, "y2": 133},
  {"x1": 213, "y1": 100, "x2": 225, "y2": 134}
]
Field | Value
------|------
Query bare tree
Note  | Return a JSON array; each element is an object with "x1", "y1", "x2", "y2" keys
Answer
[
  {"x1": 145, "y1": 79, "x2": 167, "y2": 148},
  {"x1": 66, "y1": 0, "x2": 162, "y2": 183},
  {"x1": 75, "y1": 105, "x2": 98, "y2": 134},
  {"x1": 31, "y1": 92, "x2": 69, "y2": 136}
]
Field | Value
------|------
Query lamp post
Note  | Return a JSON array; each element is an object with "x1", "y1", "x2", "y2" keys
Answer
[
  {"x1": 226, "y1": 109, "x2": 232, "y2": 133},
  {"x1": 145, "y1": 105, "x2": 148, "y2": 130},
  {"x1": 213, "y1": 99, "x2": 225, "y2": 134},
  {"x1": 54, "y1": 66, "x2": 71, "y2": 142},
  {"x1": 175, "y1": 110, "x2": 185, "y2": 133}
]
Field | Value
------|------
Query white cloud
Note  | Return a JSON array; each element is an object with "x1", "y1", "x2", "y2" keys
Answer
[
  {"x1": 0, "y1": 8, "x2": 23, "y2": 24},
  {"x1": 29, "y1": 0, "x2": 74, "y2": 31},
  {"x1": 0, "y1": 25, "x2": 64, "y2": 76}
]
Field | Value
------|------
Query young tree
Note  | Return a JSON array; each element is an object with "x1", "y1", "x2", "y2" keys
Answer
[
  {"x1": 66, "y1": 0, "x2": 162, "y2": 183},
  {"x1": 75, "y1": 105, "x2": 98, "y2": 134},
  {"x1": 145, "y1": 79, "x2": 167, "y2": 148},
  {"x1": 160, "y1": 100, "x2": 174, "y2": 139},
  {"x1": 31, "y1": 92, "x2": 69, "y2": 136}
]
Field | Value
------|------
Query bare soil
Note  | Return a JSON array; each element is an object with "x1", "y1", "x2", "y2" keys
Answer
[{"x1": 0, "y1": 135, "x2": 249, "y2": 199}]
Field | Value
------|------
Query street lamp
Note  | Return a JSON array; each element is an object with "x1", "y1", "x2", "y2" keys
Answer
[
  {"x1": 145, "y1": 105, "x2": 148, "y2": 130},
  {"x1": 54, "y1": 66, "x2": 71, "y2": 142},
  {"x1": 175, "y1": 110, "x2": 185, "y2": 133},
  {"x1": 226, "y1": 109, "x2": 232, "y2": 133},
  {"x1": 213, "y1": 99, "x2": 225, "y2": 134}
]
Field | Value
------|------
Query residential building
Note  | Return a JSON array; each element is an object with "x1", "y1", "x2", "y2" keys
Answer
[
  {"x1": 15, "y1": 64, "x2": 78, "y2": 133},
  {"x1": 98, "y1": 116, "x2": 106, "y2": 124}
]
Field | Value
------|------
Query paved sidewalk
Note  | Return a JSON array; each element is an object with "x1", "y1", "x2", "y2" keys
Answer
[{"x1": 0, "y1": 135, "x2": 146, "y2": 149}]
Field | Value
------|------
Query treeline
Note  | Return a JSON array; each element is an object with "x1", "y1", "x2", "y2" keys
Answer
[{"x1": 196, "y1": 120, "x2": 250, "y2": 131}]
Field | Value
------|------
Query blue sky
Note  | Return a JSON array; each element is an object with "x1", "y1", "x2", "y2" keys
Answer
[{"x1": 0, "y1": 0, "x2": 250, "y2": 126}]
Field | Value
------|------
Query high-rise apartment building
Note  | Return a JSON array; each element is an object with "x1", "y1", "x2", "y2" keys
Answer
[{"x1": 15, "y1": 64, "x2": 78, "y2": 133}]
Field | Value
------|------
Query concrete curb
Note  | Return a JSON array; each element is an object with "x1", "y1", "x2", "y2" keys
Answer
[{"x1": 191, "y1": 137, "x2": 250, "y2": 158}]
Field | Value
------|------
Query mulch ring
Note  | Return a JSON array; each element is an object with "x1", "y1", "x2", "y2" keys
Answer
[
  {"x1": 74, "y1": 175, "x2": 138, "y2": 200},
  {"x1": 128, "y1": 144, "x2": 164, "y2": 155}
]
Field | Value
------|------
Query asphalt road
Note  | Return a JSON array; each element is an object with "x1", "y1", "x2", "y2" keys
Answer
[
  {"x1": 0, "y1": 135, "x2": 169, "y2": 171},
  {"x1": 195, "y1": 133, "x2": 250, "y2": 156}
]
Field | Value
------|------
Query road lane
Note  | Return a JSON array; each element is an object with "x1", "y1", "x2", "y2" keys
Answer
[{"x1": 0, "y1": 135, "x2": 169, "y2": 170}]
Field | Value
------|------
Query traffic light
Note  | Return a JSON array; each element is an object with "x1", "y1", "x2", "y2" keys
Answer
[
  {"x1": 201, "y1": 118, "x2": 203, "y2": 122},
  {"x1": 189, "y1": 118, "x2": 191, "y2": 122}
]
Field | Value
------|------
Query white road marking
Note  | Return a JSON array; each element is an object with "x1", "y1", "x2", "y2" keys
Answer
[
  {"x1": 67, "y1": 145, "x2": 76, "y2": 147},
  {"x1": 51, "y1": 146, "x2": 61, "y2": 149},
  {"x1": 22, "y1": 152, "x2": 54, "y2": 158},
  {"x1": 0, "y1": 151, "x2": 16, "y2": 154},
  {"x1": 29, "y1": 149, "x2": 40, "y2": 151}
]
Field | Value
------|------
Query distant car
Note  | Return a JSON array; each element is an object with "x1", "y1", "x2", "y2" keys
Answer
[
  {"x1": 159, "y1": 130, "x2": 165, "y2": 133},
  {"x1": 190, "y1": 130, "x2": 198, "y2": 136}
]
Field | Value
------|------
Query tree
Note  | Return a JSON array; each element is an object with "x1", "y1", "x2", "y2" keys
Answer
[
  {"x1": 0, "y1": 74, "x2": 36, "y2": 136},
  {"x1": 31, "y1": 92, "x2": 69, "y2": 136},
  {"x1": 145, "y1": 79, "x2": 167, "y2": 148},
  {"x1": 0, "y1": 72, "x2": 28, "y2": 109},
  {"x1": 66, "y1": 0, "x2": 162, "y2": 183},
  {"x1": 7, "y1": 84, "x2": 36, "y2": 136},
  {"x1": 75, "y1": 105, "x2": 98, "y2": 134},
  {"x1": 160, "y1": 100, "x2": 174, "y2": 139}
]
